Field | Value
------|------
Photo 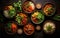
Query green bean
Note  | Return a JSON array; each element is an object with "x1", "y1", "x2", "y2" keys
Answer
[{"x1": 53, "y1": 15, "x2": 60, "y2": 21}]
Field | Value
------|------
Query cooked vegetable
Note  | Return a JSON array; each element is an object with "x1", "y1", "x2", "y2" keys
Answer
[
  {"x1": 16, "y1": 14, "x2": 22, "y2": 24},
  {"x1": 31, "y1": 11, "x2": 44, "y2": 24},
  {"x1": 9, "y1": 8, "x2": 16, "y2": 17},
  {"x1": 43, "y1": 21, "x2": 55, "y2": 34},
  {"x1": 5, "y1": 22, "x2": 17, "y2": 34},
  {"x1": 16, "y1": 13, "x2": 28, "y2": 25},
  {"x1": 24, "y1": 24, "x2": 35, "y2": 35},
  {"x1": 53, "y1": 15, "x2": 60, "y2": 21},
  {"x1": 43, "y1": 3, "x2": 55, "y2": 16},
  {"x1": 13, "y1": 0, "x2": 22, "y2": 12},
  {"x1": 23, "y1": 1, "x2": 35, "y2": 13},
  {"x1": 3, "y1": 6, "x2": 16, "y2": 18},
  {"x1": 46, "y1": 25, "x2": 52, "y2": 31}
]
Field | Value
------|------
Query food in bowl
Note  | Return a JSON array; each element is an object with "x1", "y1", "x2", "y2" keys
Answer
[
  {"x1": 22, "y1": 1, "x2": 35, "y2": 13},
  {"x1": 36, "y1": 3, "x2": 42, "y2": 9},
  {"x1": 3, "y1": 6, "x2": 16, "y2": 18},
  {"x1": 31, "y1": 11, "x2": 44, "y2": 24},
  {"x1": 36, "y1": 25, "x2": 41, "y2": 31},
  {"x1": 5, "y1": 22, "x2": 17, "y2": 34},
  {"x1": 24, "y1": 24, "x2": 35, "y2": 35},
  {"x1": 13, "y1": 0, "x2": 22, "y2": 12},
  {"x1": 43, "y1": 21, "x2": 56, "y2": 34},
  {"x1": 16, "y1": 13, "x2": 28, "y2": 25},
  {"x1": 17, "y1": 28, "x2": 23, "y2": 35},
  {"x1": 43, "y1": 3, "x2": 55, "y2": 16}
]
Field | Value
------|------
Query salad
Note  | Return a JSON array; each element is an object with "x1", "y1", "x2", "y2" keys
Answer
[
  {"x1": 3, "y1": 6, "x2": 16, "y2": 18},
  {"x1": 22, "y1": 1, "x2": 35, "y2": 13},
  {"x1": 31, "y1": 11, "x2": 44, "y2": 24},
  {"x1": 13, "y1": 0, "x2": 22, "y2": 12},
  {"x1": 5, "y1": 22, "x2": 17, "y2": 34},
  {"x1": 16, "y1": 13, "x2": 28, "y2": 25}
]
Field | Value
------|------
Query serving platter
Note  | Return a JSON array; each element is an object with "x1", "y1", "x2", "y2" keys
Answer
[{"x1": 0, "y1": 0, "x2": 60, "y2": 38}]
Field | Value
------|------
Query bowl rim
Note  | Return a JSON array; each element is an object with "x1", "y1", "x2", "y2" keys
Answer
[
  {"x1": 42, "y1": 2, "x2": 56, "y2": 16},
  {"x1": 22, "y1": 0, "x2": 36, "y2": 14},
  {"x1": 15, "y1": 13, "x2": 28, "y2": 26},
  {"x1": 3, "y1": 6, "x2": 16, "y2": 18},
  {"x1": 23, "y1": 23, "x2": 35, "y2": 35},
  {"x1": 31, "y1": 10, "x2": 45, "y2": 24},
  {"x1": 43, "y1": 20, "x2": 56, "y2": 34},
  {"x1": 5, "y1": 21, "x2": 17, "y2": 35}
]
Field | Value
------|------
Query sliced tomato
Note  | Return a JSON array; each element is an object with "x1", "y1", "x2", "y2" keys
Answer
[
  {"x1": 27, "y1": 8, "x2": 32, "y2": 12},
  {"x1": 32, "y1": 17, "x2": 38, "y2": 23},
  {"x1": 11, "y1": 23, "x2": 17, "y2": 32},
  {"x1": 21, "y1": 18, "x2": 27, "y2": 25},
  {"x1": 29, "y1": 6, "x2": 33, "y2": 10}
]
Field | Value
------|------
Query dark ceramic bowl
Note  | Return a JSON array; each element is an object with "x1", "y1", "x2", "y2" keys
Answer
[
  {"x1": 42, "y1": 2, "x2": 56, "y2": 16},
  {"x1": 5, "y1": 21, "x2": 17, "y2": 35},
  {"x1": 31, "y1": 10, "x2": 44, "y2": 24},
  {"x1": 43, "y1": 20, "x2": 56, "y2": 34},
  {"x1": 22, "y1": 0, "x2": 35, "y2": 14}
]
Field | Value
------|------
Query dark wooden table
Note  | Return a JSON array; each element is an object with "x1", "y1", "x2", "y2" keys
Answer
[{"x1": 0, "y1": 0, "x2": 60, "y2": 38}]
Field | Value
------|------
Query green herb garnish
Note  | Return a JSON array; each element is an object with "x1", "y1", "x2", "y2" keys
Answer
[
  {"x1": 36, "y1": 12, "x2": 44, "y2": 23},
  {"x1": 46, "y1": 25, "x2": 52, "y2": 31},
  {"x1": 13, "y1": 0, "x2": 22, "y2": 12},
  {"x1": 7, "y1": 23, "x2": 11, "y2": 31},
  {"x1": 53, "y1": 15, "x2": 60, "y2": 21},
  {"x1": 9, "y1": 8, "x2": 16, "y2": 18},
  {"x1": 47, "y1": 7, "x2": 52, "y2": 11},
  {"x1": 16, "y1": 14, "x2": 22, "y2": 24}
]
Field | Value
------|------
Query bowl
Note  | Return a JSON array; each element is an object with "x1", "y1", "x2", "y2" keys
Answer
[
  {"x1": 17, "y1": 28, "x2": 23, "y2": 35},
  {"x1": 23, "y1": 23, "x2": 35, "y2": 35},
  {"x1": 43, "y1": 20, "x2": 56, "y2": 34},
  {"x1": 31, "y1": 10, "x2": 44, "y2": 24},
  {"x1": 15, "y1": 13, "x2": 28, "y2": 26},
  {"x1": 3, "y1": 5, "x2": 16, "y2": 18},
  {"x1": 22, "y1": 1, "x2": 35, "y2": 14},
  {"x1": 5, "y1": 21, "x2": 17, "y2": 35},
  {"x1": 42, "y1": 3, "x2": 56, "y2": 16}
]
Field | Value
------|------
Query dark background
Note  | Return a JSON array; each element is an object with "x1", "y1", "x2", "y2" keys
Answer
[{"x1": 0, "y1": 0, "x2": 60, "y2": 38}]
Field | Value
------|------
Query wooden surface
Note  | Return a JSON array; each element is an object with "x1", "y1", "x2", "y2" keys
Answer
[{"x1": 0, "y1": 0, "x2": 60, "y2": 38}]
